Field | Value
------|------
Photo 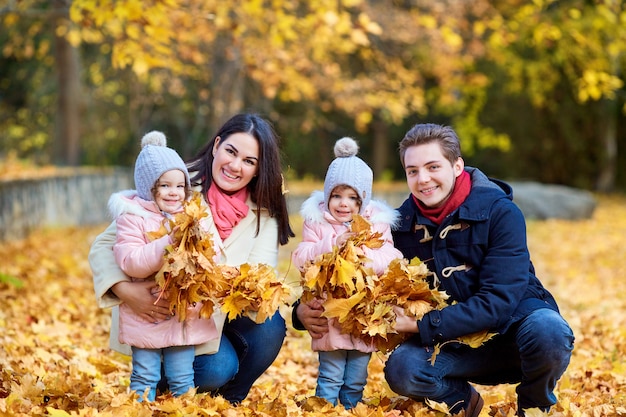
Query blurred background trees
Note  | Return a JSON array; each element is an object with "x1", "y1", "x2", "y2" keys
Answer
[{"x1": 1, "y1": 0, "x2": 624, "y2": 191}]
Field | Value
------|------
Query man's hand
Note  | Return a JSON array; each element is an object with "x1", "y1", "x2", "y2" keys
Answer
[
  {"x1": 393, "y1": 305, "x2": 419, "y2": 333},
  {"x1": 295, "y1": 298, "x2": 328, "y2": 339}
]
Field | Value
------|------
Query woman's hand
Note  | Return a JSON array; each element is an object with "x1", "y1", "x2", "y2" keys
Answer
[
  {"x1": 295, "y1": 299, "x2": 328, "y2": 339},
  {"x1": 393, "y1": 305, "x2": 419, "y2": 333},
  {"x1": 111, "y1": 280, "x2": 171, "y2": 323}
]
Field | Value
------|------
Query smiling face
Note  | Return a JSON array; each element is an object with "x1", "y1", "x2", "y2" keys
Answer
[
  {"x1": 154, "y1": 169, "x2": 187, "y2": 214},
  {"x1": 211, "y1": 132, "x2": 260, "y2": 194},
  {"x1": 403, "y1": 142, "x2": 464, "y2": 208},
  {"x1": 327, "y1": 185, "x2": 361, "y2": 223}
]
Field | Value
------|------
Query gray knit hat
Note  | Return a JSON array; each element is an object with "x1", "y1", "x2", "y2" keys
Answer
[
  {"x1": 323, "y1": 137, "x2": 373, "y2": 213},
  {"x1": 134, "y1": 131, "x2": 190, "y2": 201}
]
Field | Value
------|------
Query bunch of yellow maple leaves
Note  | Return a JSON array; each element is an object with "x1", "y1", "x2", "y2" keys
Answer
[
  {"x1": 300, "y1": 214, "x2": 449, "y2": 353},
  {"x1": 151, "y1": 192, "x2": 292, "y2": 324}
]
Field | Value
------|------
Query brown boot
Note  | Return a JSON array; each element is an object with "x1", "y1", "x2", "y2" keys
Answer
[{"x1": 465, "y1": 388, "x2": 484, "y2": 417}]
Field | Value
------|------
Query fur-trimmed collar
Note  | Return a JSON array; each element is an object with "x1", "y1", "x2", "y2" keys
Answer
[
  {"x1": 107, "y1": 189, "x2": 161, "y2": 220},
  {"x1": 299, "y1": 190, "x2": 400, "y2": 227}
]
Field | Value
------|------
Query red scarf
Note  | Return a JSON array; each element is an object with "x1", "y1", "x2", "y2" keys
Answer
[
  {"x1": 207, "y1": 184, "x2": 249, "y2": 240},
  {"x1": 414, "y1": 170, "x2": 471, "y2": 225}
]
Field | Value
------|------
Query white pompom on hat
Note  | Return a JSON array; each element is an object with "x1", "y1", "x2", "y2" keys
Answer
[
  {"x1": 133, "y1": 131, "x2": 190, "y2": 201},
  {"x1": 323, "y1": 137, "x2": 373, "y2": 213}
]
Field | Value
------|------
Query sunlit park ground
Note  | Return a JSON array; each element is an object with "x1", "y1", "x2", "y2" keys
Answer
[{"x1": 1, "y1": 190, "x2": 625, "y2": 416}]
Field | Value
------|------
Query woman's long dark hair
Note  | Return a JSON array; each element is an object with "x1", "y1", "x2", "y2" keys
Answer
[{"x1": 187, "y1": 113, "x2": 294, "y2": 245}]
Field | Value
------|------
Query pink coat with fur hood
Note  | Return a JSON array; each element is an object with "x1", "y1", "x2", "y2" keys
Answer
[
  {"x1": 109, "y1": 190, "x2": 220, "y2": 349},
  {"x1": 292, "y1": 191, "x2": 403, "y2": 352}
]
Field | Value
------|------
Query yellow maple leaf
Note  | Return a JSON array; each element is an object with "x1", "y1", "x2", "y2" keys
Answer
[
  {"x1": 430, "y1": 330, "x2": 498, "y2": 364},
  {"x1": 321, "y1": 292, "x2": 366, "y2": 323},
  {"x1": 221, "y1": 290, "x2": 253, "y2": 321},
  {"x1": 331, "y1": 255, "x2": 359, "y2": 293},
  {"x1": 425, "y1": 397, "x2": 452, "y2": 413},
  {"x1": 145, "y1": 222, "x2": 169, "y2": 241},
  {"x1": 457, "y1": 329, "x2": 498, "y2": 348}
]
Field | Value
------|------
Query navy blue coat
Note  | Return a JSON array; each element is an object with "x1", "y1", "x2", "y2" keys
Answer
[{"x1": 392, "y1": 167, "x2": 560, "y2": 347}]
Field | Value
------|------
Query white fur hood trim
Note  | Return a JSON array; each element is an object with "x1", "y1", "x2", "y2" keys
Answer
[
  {"x1": 299, "y1": 190, "x2": 400, "y2": 227},
  {"x1": 107, "y1": 190, "x2": 157, "y2": 220}
]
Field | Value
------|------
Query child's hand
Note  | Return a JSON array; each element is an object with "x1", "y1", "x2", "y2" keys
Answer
[
  {"x1": 336, "y1": 231, "x2": 355, "y2": 247},
  {"x1": 168, "y1": 225, "x2": 181, "y2": 244}
]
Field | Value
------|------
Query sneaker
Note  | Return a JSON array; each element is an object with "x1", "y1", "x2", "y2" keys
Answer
[{"x1": 465, "y1": 388, "x2": 484, "y2": 417}]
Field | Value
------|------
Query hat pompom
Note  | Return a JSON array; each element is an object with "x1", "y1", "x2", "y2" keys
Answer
[
  {"x1": 334, "y1": 137, "x2": 359, "y2": 158},
  {"x1": 324, "y1": 136, "x2": 372, "y2": 214},
  {"x1": 141, "y1": 131, "x2": 167, "y2": 148}
]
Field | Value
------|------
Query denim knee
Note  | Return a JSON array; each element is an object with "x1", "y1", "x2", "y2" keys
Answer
[
  {"x1": 384, "y1": 343, "x2": 429, "y2": 396},
  {"x1": 193, "y1": 337, "x2": 239, "y2": 392},
  {"x1": 517, "y1": 309, "x2": 574, "y2": 370}
]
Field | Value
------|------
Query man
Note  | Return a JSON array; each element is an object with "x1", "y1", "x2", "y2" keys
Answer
[{"x1": 386, "y1": 123, "x2": 574, "y2": 416}]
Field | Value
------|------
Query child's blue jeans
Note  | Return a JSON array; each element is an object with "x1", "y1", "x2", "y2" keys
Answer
[
  {"x1": 316, "y1": 349, "x2": 371, "y2": 409},
  {"x1": 131, "y1": 345, "x2": 195, "y2": 402}
]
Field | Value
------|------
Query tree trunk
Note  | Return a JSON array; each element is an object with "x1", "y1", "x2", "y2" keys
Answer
[
  {"x1": 371, "y1": 113, "x2": 390, "y2": 181},
  {"x1": 595, "y1": 99, "x2": 617, "y2": 192},
  {"x1": 53, "y1": 0, "x2": 81, "y2": 166},
  {"x1": 206, "y1": 35, "x2": 245, "y2": 142}
]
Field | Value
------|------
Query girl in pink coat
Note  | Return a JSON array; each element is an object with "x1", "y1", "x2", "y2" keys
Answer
[
  {"x1": 109, "y1": 131, "x2": 219, "y2": 402},
  {"x1": 292, "y1": 137, "x2": 403, "y2": 409}
]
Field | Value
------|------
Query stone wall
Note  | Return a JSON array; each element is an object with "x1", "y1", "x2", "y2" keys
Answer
[
  {"x1": 0, "y1": 170, "x2": 596, "y2": 242},
  {"x1": 0, "y1": 168, "x2": 133, "y2": 241}
]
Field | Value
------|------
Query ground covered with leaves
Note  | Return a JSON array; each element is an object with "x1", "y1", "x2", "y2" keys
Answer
[{"x1": 1, "y1": 195, "x2": 625, "y2": 417}]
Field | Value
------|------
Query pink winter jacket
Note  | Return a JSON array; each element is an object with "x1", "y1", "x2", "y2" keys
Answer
[
  {"x1": 291, "y1": 191, "x2": 403, "y2": 352},
  {"x1": 109, "y1": 190, "x2": 220, "y2": 349}
]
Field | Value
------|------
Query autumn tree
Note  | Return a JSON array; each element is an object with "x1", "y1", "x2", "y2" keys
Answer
[
  {"x1": 2, "y1": 0, "x2": 624, "y2": 189},
  {"x1": 480, "y1": 0, "x2": 626, "y2": 190},
  {"x1": 69, "y1": 0, "x2": 503, "y2": 178},
  {"x1": 0, "y1": 0, "x2": 84, "y2": 166}
]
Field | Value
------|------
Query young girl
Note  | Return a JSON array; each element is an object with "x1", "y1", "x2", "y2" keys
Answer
[
  {"x1": 109, "y1": 131, "x2": 219, "y2": 401},
  {"x1": 292, "y1": 137, "x2": 402, "y2": 409}
]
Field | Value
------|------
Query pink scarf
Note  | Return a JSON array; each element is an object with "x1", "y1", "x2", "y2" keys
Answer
[
  {"x1": 414, "y1": 170, "x2": 471, "y2": 225},
  {"x1": 207, "y1": 184, "x2": 249, "y2": 240}
]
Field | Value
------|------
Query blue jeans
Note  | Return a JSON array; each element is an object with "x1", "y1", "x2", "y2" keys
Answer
[
  {"x1": 131, "y1": 345, "x2": 195, "y2": 402},
  {"x1": 385, "y1": 309, "x2": 574, "y2": 415},
  {"x1": 316, "y1": 350, "x2": 371, "y2": 409},
  {"x1": 193, "y1": 312, "x2": 286, "y2": 403}
]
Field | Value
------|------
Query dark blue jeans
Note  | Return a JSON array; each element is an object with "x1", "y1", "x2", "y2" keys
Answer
[
  {"x1": 384, "y1": 309, "x2": 574, "y2": 414},
  {"x1": 193, "y1": 312, "x2": 286, "y2": 403}
]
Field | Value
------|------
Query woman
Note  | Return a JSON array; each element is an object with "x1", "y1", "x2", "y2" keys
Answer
[{"x1": 90, "y1": 113, "x2": 294, "y2": 403}]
